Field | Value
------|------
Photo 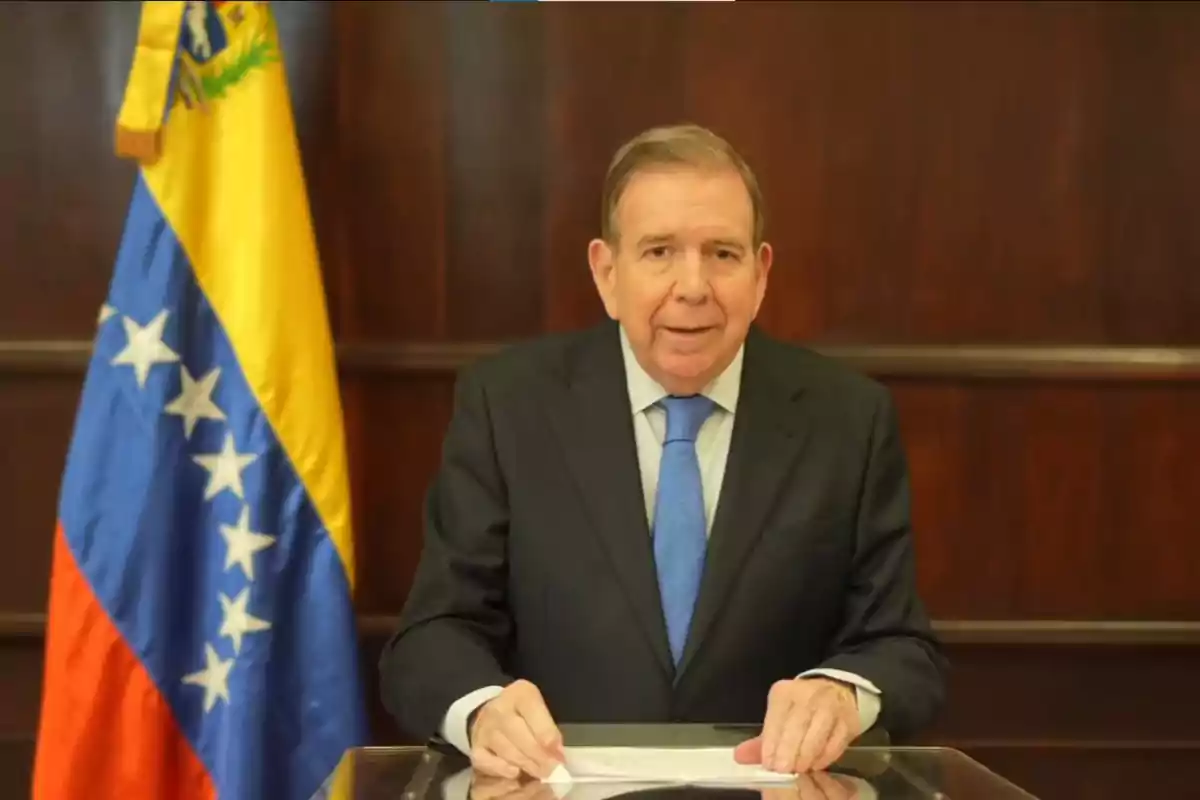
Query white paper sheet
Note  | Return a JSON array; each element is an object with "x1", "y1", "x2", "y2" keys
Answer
[{"x1": 543, "y1": 747, "x2": 796, "y2": 785}]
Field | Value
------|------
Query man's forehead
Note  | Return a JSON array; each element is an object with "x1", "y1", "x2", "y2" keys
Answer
[{"x1": 616, "y1": 168, "x2": 754, "y2": 241}]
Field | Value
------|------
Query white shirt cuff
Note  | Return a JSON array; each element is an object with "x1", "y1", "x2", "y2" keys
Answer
[
  {"x1": 796, "y1": 668, "x2": 882, "y2": 734},
  {"x1": 440, "y1": 685, "x2": 505, "y2": 755}
]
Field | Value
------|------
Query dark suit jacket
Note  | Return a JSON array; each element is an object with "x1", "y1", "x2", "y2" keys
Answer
[{"x1": 380, "y1": 322, "x2": 946, "y2": 742}]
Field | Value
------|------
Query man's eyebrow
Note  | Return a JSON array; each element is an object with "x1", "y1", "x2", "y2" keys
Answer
[
  {"x1": 709, "y1": 239, "x2": 747, "y2": 252},
  {"x1": 635, "y1": 234, "x2": 675, "y2": 247}
]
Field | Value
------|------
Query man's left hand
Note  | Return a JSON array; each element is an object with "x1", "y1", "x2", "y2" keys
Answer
[{"x1": 734, "y1": 677, "x2": 860, "y2": 774}]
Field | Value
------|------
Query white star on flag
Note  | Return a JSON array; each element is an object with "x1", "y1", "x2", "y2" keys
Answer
[
  {"x1": 110, "y1": 310, "x2": 180, "y2": 388},
  {"x1": 192, "y1": 432, "x2": 257, "y2": 500},
  {"x1": 98, "y1": 304, "x2": 116, "y2": 324},
  {"x1": 218, "y1": 587, "x2": 272, "y2": 654},
  {"x1": 181, "y1": 643, "x2": 233, "y2": 713},
  {"x1": 220, "y1": 505, "x2": 276, "y2": 581},
  {"x1": 165, "y1": 365, "x2": 226, "y2": 438}
]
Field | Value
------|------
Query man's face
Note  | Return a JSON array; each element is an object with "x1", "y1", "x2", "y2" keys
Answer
[{"x1": 588, "y1": 165, "x2": 772, "y2": 395}]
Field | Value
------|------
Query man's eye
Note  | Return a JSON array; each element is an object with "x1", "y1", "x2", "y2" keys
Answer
[
  {"x1": 646, "y1": 246, "x2": 670, "y2": 259},
  {"x1": 715, "y1": 249, "x2": 739, "y2": 260}
]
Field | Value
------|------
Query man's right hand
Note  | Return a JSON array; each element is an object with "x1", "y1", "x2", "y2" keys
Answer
[{"x1": 468, "y1": 679, "x2": 563, "y2": 779}]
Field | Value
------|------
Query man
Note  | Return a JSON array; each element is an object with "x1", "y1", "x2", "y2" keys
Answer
[{"x1": 380, "y1": 124, "x2": 946, "y2": 781}]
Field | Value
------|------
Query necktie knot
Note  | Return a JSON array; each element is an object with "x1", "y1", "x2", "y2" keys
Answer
[{"x1": 660, "y1": 395, "x2": 715, "y2": 443}]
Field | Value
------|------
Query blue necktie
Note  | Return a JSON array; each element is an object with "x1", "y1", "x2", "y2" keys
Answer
[{"x1": 652, "y1": 394, "x2": 715, "y2": 665}]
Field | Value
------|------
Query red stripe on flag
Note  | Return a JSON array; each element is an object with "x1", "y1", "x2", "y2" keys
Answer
[{"x1": 32, "y1": 522, "x2": 216, "y2": 800}]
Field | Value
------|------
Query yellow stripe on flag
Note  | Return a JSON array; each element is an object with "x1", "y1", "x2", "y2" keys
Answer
[{"x1": 134, "y1": 4, "x2": 356, "y2": 585}]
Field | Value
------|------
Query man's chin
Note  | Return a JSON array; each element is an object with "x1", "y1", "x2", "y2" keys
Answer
[{"x1": 653, "y1": 353, "x2": 720, "y2": 394}]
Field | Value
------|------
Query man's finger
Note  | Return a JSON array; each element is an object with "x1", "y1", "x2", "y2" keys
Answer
[
  {"x1": 771, "y1": 705, "x2": 812, "y2": 773},
  {"x1": 794, "y1": 708, "x2": 835, "y2": 773},
  {"x1": 471, "y1": 746, "x2": 521, "y2": 780},
  {"x1": 732, "y1": 736, "x2": 762, "y2": 765},
  {"x1": 489, "y1": 729, "x2": 546, "y2": 779},
  {"x1": 812, "y1": 719, "x2": 850, "y2": 772},
  {"x1": 761, "y1": 682, "x2": 795, "y2": 766},
  {"x1": 501, "y1": 712, "x2": 559, "y2": 777},
  {"x1": 515, "y1": 689, "x2": 563, "y2": 755}
]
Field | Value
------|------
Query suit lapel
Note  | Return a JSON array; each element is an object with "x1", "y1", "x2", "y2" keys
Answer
[
  {"x1": 545, "y1": 323, "x2": 674, "y2": 677},
  {"x1": 676, "y1": 329, "x2": 812, "y2": 680}
]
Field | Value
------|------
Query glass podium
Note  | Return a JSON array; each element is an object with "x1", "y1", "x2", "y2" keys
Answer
[{"x1": 315, "y1": 726, "x2": 1036, "y2": 800}]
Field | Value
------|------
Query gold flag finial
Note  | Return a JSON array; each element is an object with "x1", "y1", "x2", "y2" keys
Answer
[{"x1": 115, "y1": 2, "x2": 188, "y2": 164}]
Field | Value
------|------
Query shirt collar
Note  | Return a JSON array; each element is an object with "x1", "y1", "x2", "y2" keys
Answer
[{"x1": 619, "y1": 325, "x2": 743, "y2": 415}]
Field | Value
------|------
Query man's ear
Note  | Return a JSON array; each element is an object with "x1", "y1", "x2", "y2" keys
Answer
[
  {"x1": 588, "y1": 238, "x2": 619, "y2": 320},
  {"x1": 753, "y1": 241, "x2": 773, "y2": 316}
]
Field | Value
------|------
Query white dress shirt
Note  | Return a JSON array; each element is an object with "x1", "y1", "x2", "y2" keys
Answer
[{"x1": 439, "y1": 327, "x2": 882, "y2": 757}]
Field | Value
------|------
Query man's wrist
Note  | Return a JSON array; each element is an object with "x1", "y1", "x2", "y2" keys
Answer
[{"x1": 441, "y1": 685, "x2": 505, "y2": 756}]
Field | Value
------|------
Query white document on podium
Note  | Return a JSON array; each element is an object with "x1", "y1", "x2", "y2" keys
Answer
[{"x1": 543, "y1": 747, "x2": 796, "y2": 785}]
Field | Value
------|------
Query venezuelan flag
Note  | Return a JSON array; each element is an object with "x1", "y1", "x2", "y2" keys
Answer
[{"x1": 32, "y1": 3, "x2": 366, "y2": 798}]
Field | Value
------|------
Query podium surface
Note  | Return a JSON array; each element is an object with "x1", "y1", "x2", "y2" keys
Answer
[{"x1": 317, "y1": 745, "x2": 1036, "y2": 799}]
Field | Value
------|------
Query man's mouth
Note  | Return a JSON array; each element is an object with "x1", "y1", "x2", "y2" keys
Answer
[{"x1": 663, "y1": 326, "x2": 715, "y2": 335}]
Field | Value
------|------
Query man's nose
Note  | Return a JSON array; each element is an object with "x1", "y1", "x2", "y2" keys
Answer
[{"x1": 673, "y1": 251, "x2": 710, "y2": 302}]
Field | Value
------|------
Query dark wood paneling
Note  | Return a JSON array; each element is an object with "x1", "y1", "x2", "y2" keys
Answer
[
  {"x1": 13, "y1": 3, "x2": 1198, "y2": 344},
  {"x1": 934, "y1": 619, "x2": 1200, "y2": 646},
  {"x1": 962, "y1": 744, "x2": 1200, "y2": 800},
  {"x1": 332, "y1": 2, "x2": 447, "y2": 341},
  {"x1": 443, "y1": 2, "x2": 546, "y2": 339},
  {"x1": 0, "y1": 375, "x2": 78, "y2": 615},
  {"x1": 276, "y1": 2, "x2": 342, "y2": 335},
  {"x1": 926, "y1": 643, "x2": 1200, "y2": 743},
  {"x1": 893, "y1": 379, "x2": 1200, "y2": 619},
  {"x1": 0, "y1": 640, "x2": 45, "y2": 741},
  {"x1": 0, "y1": 2, "x2": 139, "y2": 340},
  {"x1": 353, "y1": 374, "x2": 456, "y2": 615},
  {"x1": 0, "y1": 739, "x2": 34, "y2": 796},
  {"x1": 4, "y1": 2, "x2": 1200, "y2": 798},
  {"x1": 432, "y1": 0, "x2": 1200, "y2": 345}
]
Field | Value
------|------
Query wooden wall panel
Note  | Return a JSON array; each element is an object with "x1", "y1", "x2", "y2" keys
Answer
[
  {"x1": 442, "y1": 4, "x2": 547, "y2": 339},
  {"x1": 0, "y1": 2, "x2": 138, "y2": 340},
  {"x1": 336, "y1": 1, "x2": 1200, "y2": 345},
  {"x1": 0, "y1": 639, "x2": 43, "y2": 742},
  {"x1": 892, "y1": 379, "x2": 1200, "y2": 619},
  {"x1": 3, "y1": 1, "x2": 1200, "y2": 797},
  {"x1": 963, "y1": 746, "x2": 1200, "y2": 800},
  {"x1": 352, "y1": 374, "x2": 456, "y2": 615},
  {"x1": 0, "y1": 375, "x2": 78, "y2": 615},
  {"x1": 332, "y1": 2, "x2": 447, "y2": 341}
]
